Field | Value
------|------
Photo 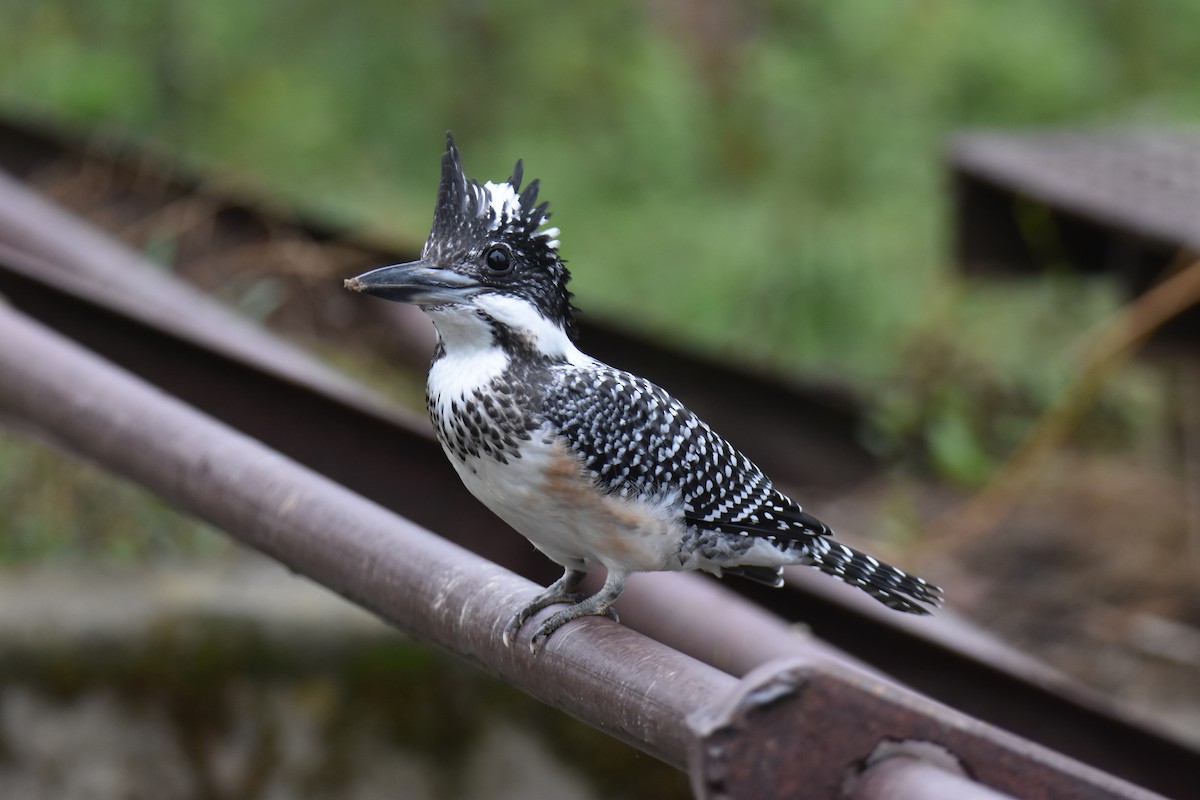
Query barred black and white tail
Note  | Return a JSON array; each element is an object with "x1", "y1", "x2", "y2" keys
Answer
[{"x1": 806, "y1": 537, "x2": 942, "y2": 614}]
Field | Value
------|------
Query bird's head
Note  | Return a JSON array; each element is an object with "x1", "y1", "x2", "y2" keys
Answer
[{"x1": 346, "y1": 133, "x2": 577, "y2": 356}]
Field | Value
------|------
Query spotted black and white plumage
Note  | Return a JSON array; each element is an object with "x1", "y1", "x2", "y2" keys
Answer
[{"x1": 346, "y1": 133, "x2": 942, "y2": 652}]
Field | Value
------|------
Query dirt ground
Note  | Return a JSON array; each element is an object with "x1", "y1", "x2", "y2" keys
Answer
[{"x1": 928, "y1": 450, "x2": 1200, "y2": 746}]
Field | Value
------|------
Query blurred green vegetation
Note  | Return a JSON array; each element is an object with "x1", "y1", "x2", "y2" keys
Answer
[
  {"x1": 0, "y1": 0, "x2": 1197, "y2": 557},
  {"x1": 0, "y1": 428, "x2": 232, "y2": 562}
]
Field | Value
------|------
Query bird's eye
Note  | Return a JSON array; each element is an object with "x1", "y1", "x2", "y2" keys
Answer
[{"x1": 484, "y1": 246, "x2": 512, "y2": 274}]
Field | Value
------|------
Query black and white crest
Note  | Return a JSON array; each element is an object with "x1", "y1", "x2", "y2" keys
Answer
[{"x1": 423, "y1": 132, "x2": 577, "y2": 336}]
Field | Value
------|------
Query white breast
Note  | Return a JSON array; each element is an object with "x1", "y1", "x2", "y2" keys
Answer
[
  {"x1": 422, "y1": 304, "x2": 682, "y2": 574},
  {"x1": 446, "y1": 426, "x2": 685, "y2": 575},
  {"x1": 426, "y1": 307, "x2": 509, "y2": 402}
]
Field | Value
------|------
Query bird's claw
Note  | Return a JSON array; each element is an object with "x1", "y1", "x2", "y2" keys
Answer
[
  {"x1": 502, "y1": 592, "x2": 587, "y2": 648},
  {"x1": 501, "y1": 618, "x2": 521, "y2": 649},
  {"x1": 524, "y1": 605, "x2": 620, "y2": 655},
  {"x1": 503, "y1": 575, "x2": 622, "y2": 654}
]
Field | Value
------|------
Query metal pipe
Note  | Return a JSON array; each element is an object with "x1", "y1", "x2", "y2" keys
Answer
[
  {"x1": 0, "y1": 299, "x2": 736, "y2": 769},
  {"x1": 1, "y1": 242, "x2": 1196, "y2": 798},
  {"x1": 846, "y1": 756, "x2": 1016, "y2": 800},
  {"x1": 618, "y1": 571, "x2": 888, "y2": 681}
]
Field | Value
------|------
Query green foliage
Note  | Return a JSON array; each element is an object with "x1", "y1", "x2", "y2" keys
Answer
[
  {"x1": 0, "y1": 429, "x2": 231, "y2": 563},
  {"x1": 861, "y1": 274, "x2": 1166, "y2": 486},
  {"x1": 0, "y1": 0, "x2": 1194, "y2": 502}
]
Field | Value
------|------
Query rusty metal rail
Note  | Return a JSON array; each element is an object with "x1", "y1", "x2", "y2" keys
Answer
[
  {"x1": 0, "y1": 296, "x2": 1162, "y2": 800},
  {"x1": 0, "y1": 166, "x2": 376, "y2": 401}
]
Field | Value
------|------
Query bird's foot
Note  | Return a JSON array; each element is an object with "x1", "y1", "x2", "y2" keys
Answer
[
  {"x1": 526, "y1": 603, "x2": 619, "y2": 655},
  {"x1": 504, "y1": 570, "x2": 626, "y2": 654},
  {"x1": 502, "y1": 592, "x2": 586, "y2": 648}
]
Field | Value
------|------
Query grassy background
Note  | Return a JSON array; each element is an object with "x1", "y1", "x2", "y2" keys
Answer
[
  {"x1": 0, "y1": 0, "x2": 1198, "y2": 556},
  {"x1": 6, "y1": 1, "x2": 1199, "y2": 371}
]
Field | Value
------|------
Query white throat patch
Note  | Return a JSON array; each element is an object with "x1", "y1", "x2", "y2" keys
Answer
[
  {"x1": 473, "y1": 294, "x2": 591, "y2": 366},
  {"x1": 425, "y1": 307, "x2": 509, "y2": 424}
]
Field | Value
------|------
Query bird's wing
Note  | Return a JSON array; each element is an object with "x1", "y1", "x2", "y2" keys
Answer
[
  {"x1": 543, "y1": 363, "x2": 942, "y2": 612},
  {"x1": 543, "y1": 364, "x2": 831, "y2": 544}
]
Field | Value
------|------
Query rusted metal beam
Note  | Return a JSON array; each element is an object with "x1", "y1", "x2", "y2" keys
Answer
[
  {"x1": 0, "y1": 302, "x2": 1168, "y2": 800},
  {"x1": 733, "y1": 569, "x2": 1198, "y2": 796},
  {"x1": 0, "y1": 166, "x2": 376, "y2": 400}
]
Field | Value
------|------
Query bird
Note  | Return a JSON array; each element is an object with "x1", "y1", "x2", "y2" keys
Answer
[{"x1": 345, "y1": 133, "x2": 941, "y2": 653}]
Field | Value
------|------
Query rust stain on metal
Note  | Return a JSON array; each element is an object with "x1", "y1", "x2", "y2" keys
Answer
[{"x1": 689, "y1": 658, "x2": 1167, "y2": 800}]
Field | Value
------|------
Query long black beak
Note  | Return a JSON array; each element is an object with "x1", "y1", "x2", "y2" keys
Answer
[{"x1": 344, "y1": 260, "x2": 477, "y2": 306}]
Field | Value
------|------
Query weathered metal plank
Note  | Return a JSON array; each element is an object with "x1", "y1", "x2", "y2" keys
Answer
[
  {"x1": 948, "y1": 129, "x2": 1200, "y2": 341},
  {"x1": 950, "y1": 130, "x2": 1200, "y2": 255}
]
